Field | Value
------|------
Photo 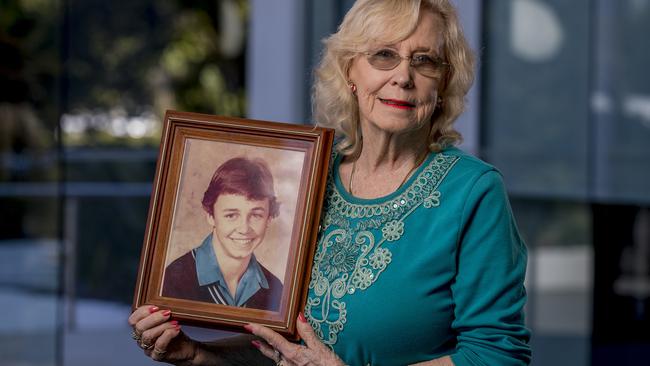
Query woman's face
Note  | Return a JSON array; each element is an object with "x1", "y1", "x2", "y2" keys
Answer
[
  {"x1": 207, "y1": 193, "x2": 271, "y2": 261},
  {"x1": 348, "y1": 9, "x2": 445, "y2": 136}
]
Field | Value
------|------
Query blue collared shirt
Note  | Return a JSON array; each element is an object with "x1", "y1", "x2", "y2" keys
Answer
[{"x1": 192, "y1": 234, "x2": 270, "y2": 307}]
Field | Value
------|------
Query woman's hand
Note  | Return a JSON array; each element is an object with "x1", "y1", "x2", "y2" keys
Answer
[
  {"x1": 245, "y1": 313, "x2": 345, "y2": 366},
  {"x1": 128, "y1": 305, "x2": 198, "y2": 364}
]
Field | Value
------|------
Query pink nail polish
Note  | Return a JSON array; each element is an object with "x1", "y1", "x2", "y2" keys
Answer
[
  {"x1": 148, "y1": 306, "x2": 159, "y2": 314},
  {"x1": 162, "y1": 310, "x2": 171, "y2": 317},
  {"x1": 251, "y1": 340, "x2": 261, "y2": 349},
  {"x1": 243, "y1": 324, "x2": 254, "y2": 333},
  {"x1": 298, "y1": 312, "x2": 308, "y2": 323},
  {"x1": 170, "y1": 320, "x2": 178, "y2": 326}
]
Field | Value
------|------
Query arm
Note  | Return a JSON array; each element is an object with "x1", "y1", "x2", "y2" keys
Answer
[{"x1": 449, "y1": 171, "x2": 532, "y2": 366}]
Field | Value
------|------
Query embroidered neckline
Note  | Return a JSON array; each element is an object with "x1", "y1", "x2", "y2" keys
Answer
[
  {"x1": 324, "y1": 151, "x2": 459, "y2": 232},
  {"x1": 306, "y1": 149, "x2": 460, "y2": 346},
  {"x1": 333, "y1": 151, "x2": 436, "y2": 205}
]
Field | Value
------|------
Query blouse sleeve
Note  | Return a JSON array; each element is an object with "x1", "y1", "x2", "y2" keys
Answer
[{"x1": 449, "y1": 170, "x2": 532, "y2": 366}]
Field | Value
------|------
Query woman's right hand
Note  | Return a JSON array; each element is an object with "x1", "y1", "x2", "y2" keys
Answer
[{"x1": 128, "y1": 305, "x2": 198, "y2": 364}]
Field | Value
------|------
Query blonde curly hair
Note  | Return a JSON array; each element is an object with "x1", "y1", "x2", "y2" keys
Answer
[{"x1": 312, "y1": 0, "x2": 475, "y2": 157}]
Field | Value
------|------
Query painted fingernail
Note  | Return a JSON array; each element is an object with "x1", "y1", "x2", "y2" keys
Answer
[
  {"x1": 162, "y1": 310, "x2": 171, "y2": 317},
  {"x1": 170, "y1": 320, "x2": 178, "y2": 326},
  {"x1": 298, "y1": 312, "x2": 308, "y2": 323},
  {"x1": 148, "y1": 306, "x2": 159, "y2": 314},
  {"x1": 251, "y1": 340, "x2": 262, "y2": 349},
  {"x1": 175, "y1": 324, "x2": 181, "y2": 331},
  {"x1": 243, "y1": 324, "x2": 254, "y2": 333}
]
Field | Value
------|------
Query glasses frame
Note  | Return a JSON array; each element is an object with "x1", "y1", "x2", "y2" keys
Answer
[{"x1": 363, "y1": 49, "x2": 451, "y2": 78}]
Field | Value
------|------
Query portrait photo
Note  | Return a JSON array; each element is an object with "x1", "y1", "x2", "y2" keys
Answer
[
  {"x1": 133, "y1": 111, "x2": 333, "y2": 338},
  {"x1": 161, "y1": 138, "x2": 304, "y2": 312}
]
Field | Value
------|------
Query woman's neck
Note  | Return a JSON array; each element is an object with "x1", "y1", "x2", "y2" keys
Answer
[
  {"x1": 353, "y1": 121, "x2": 430, "y2": 173},
  {"x1": 341, "y1": 121, "x2": 431, "y2": 199}
]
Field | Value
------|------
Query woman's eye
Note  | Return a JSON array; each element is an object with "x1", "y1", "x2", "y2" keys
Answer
[
  {"x1": 412, "y1": 54, "x2": 433, "y2": 64},
  {"x1": 374, "y1": 49, "x2": 396, "y2": 59}
]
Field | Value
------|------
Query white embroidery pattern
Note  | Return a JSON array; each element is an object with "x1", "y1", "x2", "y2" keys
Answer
[{"x1": 305, "y1": 153, "x2": 459, "y2": 346}]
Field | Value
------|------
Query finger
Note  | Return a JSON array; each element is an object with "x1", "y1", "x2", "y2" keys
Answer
[
  {"x1": 251, "y1": 340, "x2": 279, "y2": 361},
  {"x1": 247, "y1": 325, "x2": 311, "y2": 365},
  {"x1": 134, "y1": 309, "x2": 172, "y2": 336},
  {"x1": 296, "y1": 312, "x2": 326, "y2": 352},
  {"x1": 151, "y1": 327, "x2": 182, "y2": 361},
  {"x1": 140, "y1": 320, "x2": 179, "y2": 348},
  {"x1": 128, "y1": 305, "x2": 159, "y2": 327},
  {"x1": 245, "y1": 323, "x2": 296, "y2": 357}
]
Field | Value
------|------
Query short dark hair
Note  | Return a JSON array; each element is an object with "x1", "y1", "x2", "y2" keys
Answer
[{"x1": 201, "y1": 157, "x2": 280, "y2": 218}]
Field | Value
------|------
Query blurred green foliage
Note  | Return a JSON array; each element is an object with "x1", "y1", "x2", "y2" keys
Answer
[
  {"x1": 1, "y1": 0, "x2": 248, "y2": 146},
  {"x1": 0, "y1": 0, "x2": 61, "y2": 127}
]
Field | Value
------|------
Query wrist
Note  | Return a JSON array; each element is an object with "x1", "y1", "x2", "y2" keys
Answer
[
  {"x1": 187, "y1": 342, "x2": 210, "y2": 366},
  {"x1": 171, "y1": 340, "x2": 202, "y2": 366}
]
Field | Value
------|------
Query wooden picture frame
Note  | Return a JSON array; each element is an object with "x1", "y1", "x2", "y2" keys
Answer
[{"x1": 133, "y1": 110, "x2": 334, "y2": 339}]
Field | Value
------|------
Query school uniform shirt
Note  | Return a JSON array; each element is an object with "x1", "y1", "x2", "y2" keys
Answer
[{"x1": 162, "y1": 234, "x2": 283, "y2": 311}]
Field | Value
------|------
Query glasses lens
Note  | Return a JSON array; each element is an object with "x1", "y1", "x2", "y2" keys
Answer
[
  {"x1": 367, "y1": 50, "x2": 400, "y2": 70},
  {"x1": 415, "y1": 63, "x2": 442, "y2": 78},
  {"x1": 413, "y1": 56, "x2": 448, "y2": 78}
]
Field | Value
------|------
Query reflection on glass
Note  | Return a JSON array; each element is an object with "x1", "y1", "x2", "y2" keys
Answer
[
  {"x1": 483, "y1": 0, "x2": 591, "y2": 199},
  {"x1": 1, "y1": 40, "x2": 61, "y2": 366}
]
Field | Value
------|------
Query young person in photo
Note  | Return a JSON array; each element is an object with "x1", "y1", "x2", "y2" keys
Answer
[{"x1": 162, "y1": 156, "x2": 283, "y2": 312}]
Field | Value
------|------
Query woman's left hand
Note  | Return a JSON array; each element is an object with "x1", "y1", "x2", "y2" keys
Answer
[{"x1": 245, "y1": 313, "x2": 345, "y2": 366}]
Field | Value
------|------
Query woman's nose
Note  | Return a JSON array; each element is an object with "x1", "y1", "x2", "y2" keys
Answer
[{"x1": 391, "y1": 60, "x2": 415, "y2": 88}]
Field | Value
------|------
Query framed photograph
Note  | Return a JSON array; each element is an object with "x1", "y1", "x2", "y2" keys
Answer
[{"x1": 133, "y1": 110, "x2": 334, "y2": 339}]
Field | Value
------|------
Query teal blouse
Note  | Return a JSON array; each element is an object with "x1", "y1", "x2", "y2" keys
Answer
[{"x1": 304, "y1": 147, "x2": 531, "y2": 366}]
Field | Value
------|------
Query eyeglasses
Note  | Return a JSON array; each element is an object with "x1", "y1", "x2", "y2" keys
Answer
[{"x1": 364, "y1": 49, "x2": 450, "y2": 78}]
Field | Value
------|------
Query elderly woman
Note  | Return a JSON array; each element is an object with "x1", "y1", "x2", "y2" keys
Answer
[{"x1": 129, "y1": 1, "x2": 531, "y2": 365}]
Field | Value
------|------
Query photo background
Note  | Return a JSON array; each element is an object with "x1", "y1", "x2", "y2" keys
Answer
[{"x1": 164, "y1": 137, "x2": 306, "y2": 282}]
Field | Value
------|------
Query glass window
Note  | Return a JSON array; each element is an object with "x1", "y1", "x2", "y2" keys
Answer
[
  {"x1": 483, "y1": 0, "x2": 650, "y2": 365},
  {"x1": 482, "y1": 0, "x2": 591, "y2": 199},
  {"x1": 1, "y1": 0, "x2": 63, "y2": 364},
  {"x1": 2, "y1": 0, "x2": 248, "y2": 365},
  {"x1": 592, "y1": 1, "x2": 650, "y2": 202}
]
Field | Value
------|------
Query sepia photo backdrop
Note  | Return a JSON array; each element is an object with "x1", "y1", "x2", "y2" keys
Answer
[{"x1": 164, "y1": 137, "x2": 306, "y2": 282}]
